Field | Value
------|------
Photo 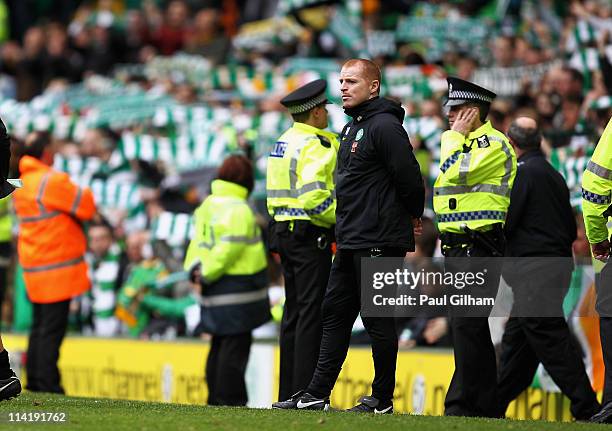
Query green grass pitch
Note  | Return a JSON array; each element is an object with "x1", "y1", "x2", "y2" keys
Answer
[{"x1": 0, "y1": 392, "x2": 608, "y2": 430}]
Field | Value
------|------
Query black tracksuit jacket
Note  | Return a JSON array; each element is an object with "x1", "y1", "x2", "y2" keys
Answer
[{"x1": 335, "y1": 97, "x2": 425, "y2": 250}]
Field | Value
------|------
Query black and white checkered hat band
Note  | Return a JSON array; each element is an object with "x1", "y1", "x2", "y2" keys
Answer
[
  {"x1": 287, "y1": 92, "x2": 327, "y2": 114},
  {"x1": 448, "y1": 90, "x2": 493, "y2": 103}
]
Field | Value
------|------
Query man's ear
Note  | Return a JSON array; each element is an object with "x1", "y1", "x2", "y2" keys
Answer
[{"x1": 371, "y1": 80, "x2": 380, "y2": 95}]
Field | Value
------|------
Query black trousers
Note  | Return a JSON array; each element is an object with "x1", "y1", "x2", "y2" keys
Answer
[
  {"x1": 0, "y1": 242, "x2": 11, "y2": 322},
  {"x1": 206, "y1": 332, "x2": 252, "y2": 406},
  {"x1": 306, "y1": 248, "x2": 404, "y2": 402},
  {"x1": 276, "y1": 222, "x2": 332, "y2": 400},
  {"x1": 443, "y1": 242, "x2": 502, "y2": 417},
  {"x1": 26, "y1": 300, "x2": 70, "y2": 393},
  {"x1": 597, "y1": 259, "x2": 612, "y2": 406},
  {"x1": 497, "y1": 263, "x2": 599, "y2": 419}
]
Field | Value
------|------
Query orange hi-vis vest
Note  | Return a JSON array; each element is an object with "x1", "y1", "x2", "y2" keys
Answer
[{"x1": 14, "y1": 156, "x2": 96, "y2": 303}]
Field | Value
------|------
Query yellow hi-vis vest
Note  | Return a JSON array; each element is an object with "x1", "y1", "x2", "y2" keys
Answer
[
  {"x1": 183, "y1": 179, "x2": 267, "y2": 282},
  {"x1": 433, "y1": 121, "x2": 517, "y2": 234},
  {"x1": 266, "y1": 122, "x2": 339, "y2": 229},
  {"x1": 582, "y1": 117, "x2": 612, "y2": 244},
  {"x1": 0, "y1": 197, "x2": 11, "y2": 243}
]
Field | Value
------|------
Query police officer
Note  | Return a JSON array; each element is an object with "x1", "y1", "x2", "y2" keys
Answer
[
  {"x1": 582, "y1": 117, "x2": 612, "y2": 423},
  {"x1": 274, "y1": 58, "x2": 424, "y2": 413},
  {"x1": 267, "y1": 79, "x2": 339, "y2": 402},
  {"x1": 433, "y1": 77, "x2": 517, "y2": 417},
  {"x1": 497, "y1": 117, "x2": 599, "y2": 420}
]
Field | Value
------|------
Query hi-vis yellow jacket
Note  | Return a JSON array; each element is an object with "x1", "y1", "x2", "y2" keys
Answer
[
  {"x1": 184, "y1": 179, "x2": 267, "y2": 282},
  {"x1": 582, "y1": 117, "x2": 612, "y2": 244},
  {"x1": 434, "y1": 121, "x2": 517, "y2": 234},
  {"x1": 266, "y1": 122, "x2": 339, "y2": 229},
  {"x1": 183, "y1": 179, "x2": 269, "y2": 335}
]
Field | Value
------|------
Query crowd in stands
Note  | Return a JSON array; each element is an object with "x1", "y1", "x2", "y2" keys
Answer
[{"x1": 0, "y1": 0, "x2": 610, "y2": 348}]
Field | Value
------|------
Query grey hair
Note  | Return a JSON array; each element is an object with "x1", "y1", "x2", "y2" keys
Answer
[{"x1": 507, "y1": 122, "x2": 542, "y2": 150}]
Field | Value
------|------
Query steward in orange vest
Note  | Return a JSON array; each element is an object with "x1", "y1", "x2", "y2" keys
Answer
[{"x1": 14, "y1": 132, "x2": 96, "y2": 303}]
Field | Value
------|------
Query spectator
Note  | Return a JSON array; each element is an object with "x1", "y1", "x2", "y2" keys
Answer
[
  {"x1": 81, "y1": 216, "x2": 127, "y2": 336},
  {"x1": 151, "y1": 0, "x2": 190, "y2": 56},
  {"x1": 13, "y1": 130, "x2": 96, "y2": 393}
]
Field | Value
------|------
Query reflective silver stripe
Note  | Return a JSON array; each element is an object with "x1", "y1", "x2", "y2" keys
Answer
[
  {"x1": 267, "y1": 189, "x2": 293, "y2": 199},
  {"x1": 70, "y1": 186, "x2": 83, "y2": 216},
  {"x1": 36, "y1": 172, "x2": 52, "y2": 214},
  {"x1": 288, "y1": 137, "x2": 313, "y2": 192},
  {"x1": 289, "y1": 147, "x2": 303, "y2": 192},
  {"x1": 298, "y1": 181, "x2": 327, "y2": 195},
  {"x1": 289, "y1": 152, "x2": 298, "y2": 193},
  {"x1": 488, "y1": 136, "x2": 506, "y2": 145},
  {"x1": 19, "y1": 211, "x2": 61, "y2": 223},
  {"x1": 434, "y1": 184, "x2": 511, "y2": 197},
  {"x1": 267, "y1": 181, "x2": 329, "y2": 199},
  {"x1": 23, "y1": 256, "x2": 85, "y2": 273},
  {"x1": 587, "y1": 160, "x2": 612, "y2": 180},
  {"x1": 219, "y1": 235, "x2": 261, "y2": 245},
  {"x1": 200, "y1": 288, "x2": 268, "y2": 307},
  {"x1": 495, "y1": 137, "x2": 514, "y2": 188},
  {"x1": 458, "y1": 153, "x2": 471, "y2": 185}
]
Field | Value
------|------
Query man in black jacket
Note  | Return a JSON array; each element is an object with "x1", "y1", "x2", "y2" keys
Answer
[
  {"x1": 273, "y1": 59, "x2": 425, "y2": 413},
  {"x1": 496, "y1": 117, "x2": 600, "y2": 419}
]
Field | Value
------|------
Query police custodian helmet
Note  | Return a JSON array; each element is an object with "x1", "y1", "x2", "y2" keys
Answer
[
  {"x1": 444, "y1": 76, "x2": 497, "y2": 107},
  {"x1": 280, "y1": 79, "x2": 329, "y2": 114}
]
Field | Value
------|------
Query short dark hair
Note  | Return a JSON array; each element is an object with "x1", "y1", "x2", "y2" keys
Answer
[
  {"x1": 462, "y1": 102, "x2": 490, "y2": 122},
  {"x1": 291, "y1": 108, "x2": 312, "y2": 123},
  {"x1": 561, "y1": 66, "x2": 584, "y2": 85},
  {"x1": 88, "y1": 215, "x2": 114, "y2": 236},
  {"x1": 290, "y1": 102, "x2": 324, "y2": 123},
  {"x1": 476, "y1": 102, "x2": 490, "y2": 122},
  {"x1": 23, "y1": 131, "x2": 51, "y2": 159},
  {"x1": 507, "y1": 122, "x2": 542, "y2": 150},
  {"x1": 217, "y1": 154, "x2": 254, "y2": 194}
]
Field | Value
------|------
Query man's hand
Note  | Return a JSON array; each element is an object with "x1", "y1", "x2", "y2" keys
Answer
[
  {"x1": 451, "y1": 107, "x2": 478, "y2": 136},
  {"x1": 423, "y1": 317, "x2": 448, "y2": 344},
  {"x1": 592, "y1": 240, "x2": 611, "y2": 262},
  {"x1": 412, "y1": 217, "x2": 423, "y2": 236}
]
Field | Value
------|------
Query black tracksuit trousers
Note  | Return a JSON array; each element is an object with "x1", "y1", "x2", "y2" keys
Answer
[
  {"x1": 306, "y1": 247, "x2": 405, "y2": 402},
  {"x1": 497, "y1": 264, "x2": 600, "y2": 420}
]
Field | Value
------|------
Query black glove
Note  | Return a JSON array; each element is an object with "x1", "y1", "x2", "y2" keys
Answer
[
  {"x1": 0, "y1": 117, "x2": 9, "y2": 180},
  {"x1": 189, "y1": 263, "x2": 202, "y2": 284},
  {"x1": 0, "y1": 117, "x2": 14, "y2": 199}
]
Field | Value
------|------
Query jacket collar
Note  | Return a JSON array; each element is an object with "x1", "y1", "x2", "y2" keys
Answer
[
  {"x1": 19, "y1": 155, "x2": 51, "y2": 174},
  {"x1": 518, "y1": 149, "x2": 544, "y2": 163},
  {"x1": 293, "y1": 122, "x2": 337, "y2": 140},
  {"x1": 343, "y1": 97, "x2": 405, "y2": 123},
  {"x1": 467, "y1": 121, "x2": 494, "y2": 140},
  {"x1": 211, "y1": 179, "x2": 248, "y2": 200}
]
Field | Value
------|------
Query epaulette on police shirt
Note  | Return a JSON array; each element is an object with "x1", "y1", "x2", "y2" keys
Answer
[{"x1": 317, "y1": 134, "x2": 331, "y2": 148}]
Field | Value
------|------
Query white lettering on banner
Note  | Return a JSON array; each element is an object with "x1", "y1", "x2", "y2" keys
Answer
[{"x1": 472, "y1": 60, "x2": 562, "y2": 97}]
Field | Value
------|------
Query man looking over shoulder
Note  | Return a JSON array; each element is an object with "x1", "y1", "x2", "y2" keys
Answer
[{"x1": 273, "y1": 58, "x2": 425, "y2": 413}]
